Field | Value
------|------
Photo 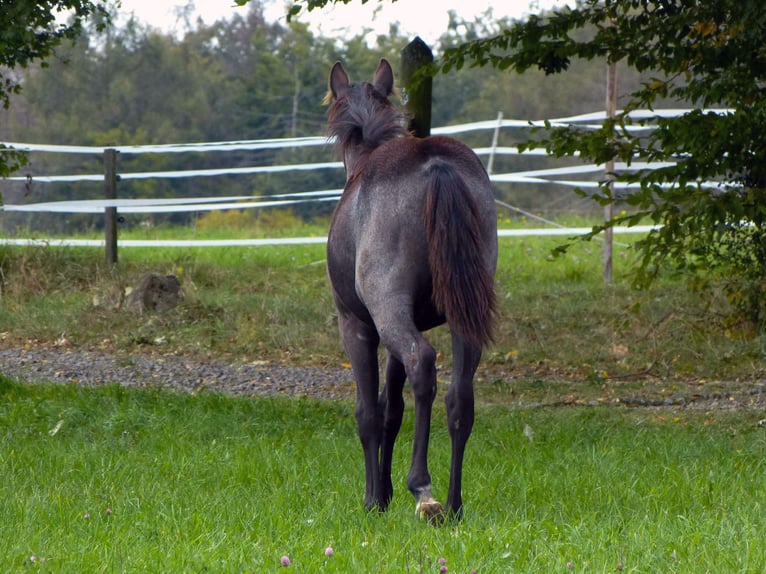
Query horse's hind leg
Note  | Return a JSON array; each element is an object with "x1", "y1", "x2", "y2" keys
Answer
[
  {"x1": 378, "y1": 325, "x2": 442, "y2": 522},
  {"x1": 404, "y1": 336, "x2": 444, "y2": 522},
  {"x1": 337, "y1": 312, "x2": 383, "y2": 511},
  {"x1": 378, "y1": 353, "x2": 406, "y2": 509},
  {"x1": 445, "y1": 332, "x2": 481, "y2": 518}
]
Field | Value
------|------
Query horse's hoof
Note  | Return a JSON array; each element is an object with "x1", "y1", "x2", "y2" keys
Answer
[{"x1": 416, "y1": 498, "x2": 445, "y2": 525}]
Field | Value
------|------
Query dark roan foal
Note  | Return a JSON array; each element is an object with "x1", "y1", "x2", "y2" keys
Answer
[{"x1": 325, "y1": 59, "x2": 497, "y2": 523}]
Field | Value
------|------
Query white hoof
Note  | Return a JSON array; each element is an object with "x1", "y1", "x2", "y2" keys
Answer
[{"x1": 416, "y1": 496, "x2": 445, "y2": 525}]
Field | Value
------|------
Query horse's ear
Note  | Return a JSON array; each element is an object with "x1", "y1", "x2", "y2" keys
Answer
[
  {"x1": 328, "y1": 61, "x2": 350, "y2": 101},
  {"x1": 373, "y1": 59, "x2": 394, "y2": 97}
]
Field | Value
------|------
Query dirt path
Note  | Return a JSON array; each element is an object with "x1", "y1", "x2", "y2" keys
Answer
[
  {"x1": 0, "y1": 346, "x2": 355, "y2": 400},
  {"x1": 2, "y1": 345, "x2": 766, "y2": 410}
]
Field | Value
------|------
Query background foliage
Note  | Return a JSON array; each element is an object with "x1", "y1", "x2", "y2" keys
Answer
[
  {"x1": 1, "y1": 0, "x2": 655, "y2": 234},
  {"x1": 0, "y1": 0, "x2": 109, "y2": 178},
  {"x1": 434, "y1": 0, "x2": 766, "y2": 329}
]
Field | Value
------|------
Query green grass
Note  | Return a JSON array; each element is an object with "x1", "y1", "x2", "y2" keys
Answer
[{"x1": 1, "y1": 376, "x2": 765, "y2": 572}]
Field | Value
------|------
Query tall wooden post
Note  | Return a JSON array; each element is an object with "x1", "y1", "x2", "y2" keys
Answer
[
  {"x1": 400, "y1": 37, "x2": 433, "y2": 138},
  {"x1": 103, "y1": 148, "x2": 118, "y2": 266},
  {"x1": 603, "y1": 61, "x2": 617, "y2": 284}
]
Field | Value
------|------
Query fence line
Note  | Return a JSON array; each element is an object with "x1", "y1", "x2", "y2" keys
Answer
[
  {"x1": 1, "y1": 109, "x2": 730, "y2": 193},
  {"x1": 0, "y1": 109, "x2": 729, "y2": 255},
  {"x1": 0, "y1": 136, "x2": 329, "y2": 155},
  {"x1": 2, "y1": 108, "x2": 732, "y2": 155},
  {"x1": 0, "y1": 225, "x2": 660, "y2": 249},
  {"x1": 3, "y1": 162, "x2": 344, "y2": 184}
]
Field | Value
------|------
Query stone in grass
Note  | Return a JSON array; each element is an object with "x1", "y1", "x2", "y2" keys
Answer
[{"x1": 125, "y1": 273, "x2": 183, "y2": 314}]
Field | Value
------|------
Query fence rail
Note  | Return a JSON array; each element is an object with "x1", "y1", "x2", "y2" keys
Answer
[{"x1": 0, "y1": 225, "x2": 660, "y2": 249}]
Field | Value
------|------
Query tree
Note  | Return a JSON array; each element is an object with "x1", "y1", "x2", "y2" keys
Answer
[
  {"x1": 274, "y1": 0, "x2": 766, "y2": 330},
  {"x1": 0, "y1": 1, "x2": 109, "y2": 177},
  {"x1": 1, "y1": 1, "x2": 414, "y2": 230},
  {"x1": 440, "y1": 0, "x2": 766, "y2": 328}
]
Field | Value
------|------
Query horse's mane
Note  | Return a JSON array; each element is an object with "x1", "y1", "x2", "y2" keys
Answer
[{"x1": 326, "y1": 82, "x2": 410, "y2": 156}]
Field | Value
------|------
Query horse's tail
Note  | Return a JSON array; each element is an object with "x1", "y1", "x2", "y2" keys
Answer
[{"x1": 423, "y1": 161, "x2": 496, "y2": 349}]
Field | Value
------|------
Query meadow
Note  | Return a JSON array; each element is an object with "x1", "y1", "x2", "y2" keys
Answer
[
  {"x1": 2, "y1": 376, "x2": 765, "y2": 572},
  {"x1": 2, "y1": 217, "x2": 766, "y2": 571}
]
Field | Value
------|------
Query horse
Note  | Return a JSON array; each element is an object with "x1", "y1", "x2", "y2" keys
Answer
[{"x1": 325, "y1": 59, "x2": 498, "y2": 522}]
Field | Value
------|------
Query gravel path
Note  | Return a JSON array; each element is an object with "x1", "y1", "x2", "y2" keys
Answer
[
  {"x1": 3, "y1": 346, "x2": 766, "y2": 410},
  {"x1": 0, "y1": 346, "x2": 356, "y2": 400}
]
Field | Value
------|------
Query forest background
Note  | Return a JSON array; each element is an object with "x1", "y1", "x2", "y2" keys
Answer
[{"x1": 0, "y1": 0, "x2": 649, "y2": 235}]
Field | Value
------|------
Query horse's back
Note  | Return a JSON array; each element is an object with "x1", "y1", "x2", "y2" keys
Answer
[
  {"x1": 367, "y1": 136, "x2": 491, "y2": 199},
  {"x1": 359, "y1": 136, "x2": 495, "y2": 234},
  {"x1": 327, "y1": 135, "x2": 496, "y2": 333}
]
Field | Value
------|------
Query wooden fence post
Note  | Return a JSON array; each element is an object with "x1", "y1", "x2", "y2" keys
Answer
[
  {"x1": 400, "y1": 37, "x2": 433, "y2": 138},
  {"x1": 103, "y1": 148, "x2": 118, "y2": 266}
]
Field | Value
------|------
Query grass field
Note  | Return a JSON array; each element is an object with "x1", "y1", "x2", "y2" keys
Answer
[
  {"x1": 2, "y1": 221, "x2": 766, "y2": 571},
  {"x1": 2, "y1": 376, "x2": 765, "y2": 572}
]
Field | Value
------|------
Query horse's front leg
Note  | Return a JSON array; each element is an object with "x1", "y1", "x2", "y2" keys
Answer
[
  {"x1": 378, "y1": 352, "x2": 407, "y2": 509},
  {"x1": 444, "y1": 332, "x2": 482, "y2": 519},
  {"x1": 338, "y1": 312, "x2": 383, "y2": 511}
]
